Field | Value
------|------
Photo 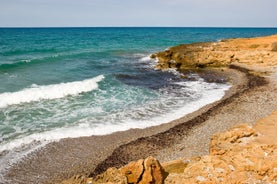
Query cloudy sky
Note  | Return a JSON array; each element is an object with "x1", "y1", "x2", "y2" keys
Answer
[{"x1": 0, "y1": 0, "x2": 276, "y2": 27}]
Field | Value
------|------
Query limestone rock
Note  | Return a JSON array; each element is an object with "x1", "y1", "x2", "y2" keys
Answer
[
  {"x1": 86, "y1": 157, "x2": 166, "y2": 184},
  {"x1": 92, "y1": 167, "x2": 127, "y2": 184},
  {"x1": 152, "y1": 34, "x2": 277, "y2": 70},
  {"x1": 139, "y1": 156, "x2": 166, "y2": 184},
  {"x1": 164, "y1": 111, "x2": 277, "y2": 184},
  {"x1": 209, "y1": 124, "x2": 257, "y2": 156},
  {"x1": 162, "y1": 159, "x2": 188, "y2": 174},
  {"x1": 120, "y1": 159, "x2": 144, "y2": 183},
  {"x1": 61, "y1": 174, "x2": 91, "y2": 184},
  {"x1": 62, "y1": 110, "x2": 277, "y2": 184},
  {"x1": 272, "y1": 42, "x2": 277, "y2": 51}
]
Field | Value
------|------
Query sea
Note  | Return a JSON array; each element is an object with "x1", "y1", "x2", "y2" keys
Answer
[{"x1": 0, "y1": 27, "x2": 277, "y2": 176}]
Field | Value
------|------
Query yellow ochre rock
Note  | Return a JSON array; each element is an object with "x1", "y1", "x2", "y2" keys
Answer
[
  {"x1": 62, "y1": 111, "x2": 277, "y2": 184},
  {"x1": 151, "y1": 34, "x2": 277, "y2": 70},
  {"x1": 77, "y1": 156, "x2": 166, "y2": 184}
]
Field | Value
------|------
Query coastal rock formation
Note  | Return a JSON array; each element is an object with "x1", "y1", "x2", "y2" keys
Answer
[
  {"x1": 151, "y1": 34, "x2": 277, "y2": 70},
  {"x1": 166, "y1": 115, "x2": 276, "y2": 183},
  {"x1": 62, "y1": 156, "x2": 166, "y2": 184},
  {"x1": 62, "y1": 111, "x2": 277, "y2": 184},
  {"x1": 166, "y1": 111, "x2": 277, "y2": 183}
]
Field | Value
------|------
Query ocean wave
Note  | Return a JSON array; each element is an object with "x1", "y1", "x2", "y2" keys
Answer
[
  {"x1": 0, "y1": 80, "x2": 230, "y2": 153},
  {"x1": 0, "y1": 75, "x2": 104, "y2": 108},
  {"x1": 0, "y1": 56, "x2": 68, "y2": 71},
  {"x1": 0, "y1": 50, "x2": 98, "y2": 71},
  {"x1": 0, "y1": 56, "x2": 61, "y2": 71},
  {"x1": 1, "y1": 48, "x2": 57, "y2": 57},
  {"x1": 0, "y1": 79, "x2": 231, "y2": 175}
]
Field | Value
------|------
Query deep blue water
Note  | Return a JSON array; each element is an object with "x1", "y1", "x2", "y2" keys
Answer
[{"x1": 0, "y1": 27, "x2": 276, "y2": 155}]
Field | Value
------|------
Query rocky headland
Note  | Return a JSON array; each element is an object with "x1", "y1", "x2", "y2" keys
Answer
[
  {"x1": 151, "y1": 34, "x2": 277, "y2": 70},
  {"x1": 60, "y1": 34, "x2": 277, "y2": 184}
]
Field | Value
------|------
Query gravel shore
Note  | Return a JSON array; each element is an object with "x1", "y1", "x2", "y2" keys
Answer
[{"x1": 3, "y1": 65, "x2": 277, "y2": 184}]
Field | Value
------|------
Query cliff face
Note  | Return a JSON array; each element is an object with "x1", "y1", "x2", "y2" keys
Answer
[
  {"x1": 151, "y1": 34, "x2": 277, "y2": 70},
  {"x1": 62, "y1": 111, "x2": 277, "y2": 184}
]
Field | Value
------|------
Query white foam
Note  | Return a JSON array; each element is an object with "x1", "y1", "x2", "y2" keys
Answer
[
  {"x1": 0, "y1": 75, "x2": 104, "y2": 108},
  {"x1": 163, "y1": 68, "x2": 182, "y2": 76},
  {"x1": 0, "y1": 80, "x2": 230, "y2": 153},
  {"x1": 21, "y1": 59, "x2": 31, "y2": 63},
  {"x1": 137, "y1": 55, "x2": 158, "y2": 69},
  {"x1": 0, "y1": 79, "x2": 231, "y2": 179},
  {"x1": 139, "y1": 55, "x2": 152, "y2": 62}
]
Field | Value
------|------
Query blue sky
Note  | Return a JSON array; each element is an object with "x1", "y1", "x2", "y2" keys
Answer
[{"x1": 0, "y1": 0, "x2": 276, "y2": 27}]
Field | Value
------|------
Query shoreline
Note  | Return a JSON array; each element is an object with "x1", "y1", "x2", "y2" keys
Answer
[
  {"x1": 2, "y1": 65, "x2": 268, "y2": 184},
  {"x1": 3, "y1": 34, "x2": 277, "y2": 184},
  {"x1": 90, "y1": 64, "x2": 269, "y2": 177}
]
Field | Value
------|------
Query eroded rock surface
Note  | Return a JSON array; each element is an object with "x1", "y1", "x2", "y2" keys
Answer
[
  {"x1": 164, "y1": 111, "x2": 277, "y2": 184},
  {"x1": 62, "y1": 156, "x2": 166, "y2": 184},
  {"x1": 151, "y1": 34, "x2": 277, "y2": 70},
  {"x1": 62, "y1": 111, "x2": 277, "y2": 184}
]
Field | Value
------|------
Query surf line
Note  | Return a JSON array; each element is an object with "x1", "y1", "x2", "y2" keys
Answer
[{"x1": 0, "y1": 75, "x2": 105, "y2": 108}]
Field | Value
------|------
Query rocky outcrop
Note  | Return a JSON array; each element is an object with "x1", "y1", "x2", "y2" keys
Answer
[
  {"x1": 165, "y1": 111, "x2": 277, "y2": 183},
  {"x1": 151, "y1": 34, "x2": 277, "y2": 70},
  {"x1": 62, "y1": 156, "x2": 166, "y2": 184},
  {"x1": 167, "y1": 123, "x2": 277, "y2": 183},
  {"x1": 62, "y1": 111, "x2": 277, "y2": 184}
]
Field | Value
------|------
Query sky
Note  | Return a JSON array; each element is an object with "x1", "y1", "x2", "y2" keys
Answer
[{"x1": 0, "y1": 0, "x2": 276, "y2": 27}]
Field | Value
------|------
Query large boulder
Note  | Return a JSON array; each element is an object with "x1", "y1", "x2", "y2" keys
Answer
[
  {"x1": 139, "y1": 156, "x2": 166, "y2": 184},
  {"x1": 120, "y1": 159, "x2": 144, "y2": 183},
  {"x1": 90, "y1": 156, "x2": 166, "y2": 184}
]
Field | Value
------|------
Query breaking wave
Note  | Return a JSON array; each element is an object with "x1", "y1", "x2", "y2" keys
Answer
[{"x1": 0, "y1": 75, "x2": 104, "y2": 108}]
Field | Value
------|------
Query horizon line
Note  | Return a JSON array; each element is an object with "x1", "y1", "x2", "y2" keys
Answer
[{"x1": 1, "y1": 26, "x2": 277, "y2": 29}]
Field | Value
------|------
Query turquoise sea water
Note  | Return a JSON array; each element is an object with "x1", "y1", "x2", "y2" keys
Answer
[{"x1": 0, "y1": 27, "x2": 277, "y2": 159}]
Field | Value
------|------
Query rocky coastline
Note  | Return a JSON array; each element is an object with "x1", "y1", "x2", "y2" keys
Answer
[
  {"x1": 151, "y1": 34, "x2": 277, "y2": 70},
  {"x1": 64, "y1": 111, "x2": 277, "y2": 184},
  {"x1": 3, "y1": 34, "x2": 277, "y2": 184},
  {"x1": 61, "y1": 35, "x2": 277, "y2": 184}
]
